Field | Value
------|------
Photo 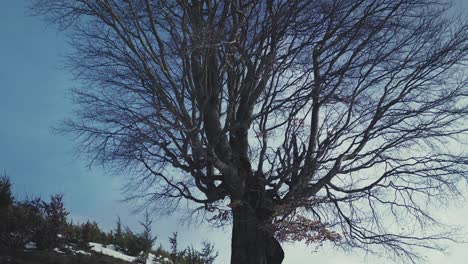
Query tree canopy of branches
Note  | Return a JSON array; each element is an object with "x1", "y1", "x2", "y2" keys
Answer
[{"x1": 32, "y1": 0, "x2": 468, "y2": 263}]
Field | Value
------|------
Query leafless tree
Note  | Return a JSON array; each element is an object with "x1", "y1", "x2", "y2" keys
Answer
[{"x1": 32, "y1": 0, "x2": 468, "y2": 263}]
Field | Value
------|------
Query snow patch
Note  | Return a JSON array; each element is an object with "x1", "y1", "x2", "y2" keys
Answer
[
  {"x1": 64, "y1": 245, "x2": 92, "y2": 256},
  {"x1": 53, "y1": 248, "x2": 65, "y2": 254},
  {"x1": 88, "y1": 242, "x2": 163, "y2": 263},
  {"x1": 146, "y1": 253, "x2": 159, "y2": 264},
  {"x1": 88, "y1": 242, "x2": 136, "y2": 262},
  {"x1": 73, "y1": 248, "x2": 92, "y2": 256},
  {"x1": 24, "y1": 242, "x2": 37, "y2": 250}
]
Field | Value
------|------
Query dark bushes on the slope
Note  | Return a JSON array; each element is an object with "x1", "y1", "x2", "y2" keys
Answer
[
  {"x1": 0, "y1": 174, "x2": 68, "y2": 249},
  {"x1": 0, "y1": 174, "x2": 217, "y2": 264}
]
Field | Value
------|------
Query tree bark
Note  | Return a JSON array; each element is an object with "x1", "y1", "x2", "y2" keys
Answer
[{"x1": 230, "y1": 204, "x2": 284, "y2": 264}]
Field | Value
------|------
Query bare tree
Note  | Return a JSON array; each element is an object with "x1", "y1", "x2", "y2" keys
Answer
[{"x1": 32, "y1": 0, "x2": 468, "y2": 263}]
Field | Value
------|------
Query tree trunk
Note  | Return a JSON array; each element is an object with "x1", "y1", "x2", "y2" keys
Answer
[{"x1": 230, "y1": 204, "x2": 284, "y2": 264}]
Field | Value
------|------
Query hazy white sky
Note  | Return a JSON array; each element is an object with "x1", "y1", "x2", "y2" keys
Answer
[{"x1": 1, "y1": 1, "x2": 467, "y2": 263}]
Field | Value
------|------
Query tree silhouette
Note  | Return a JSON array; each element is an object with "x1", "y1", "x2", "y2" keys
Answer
[
  {"x1": 139, "y1": 209, "x2": 157, "y2": 262},
  {"x1": 32, "y1": 0, "x2": 468, "y2": 263}
]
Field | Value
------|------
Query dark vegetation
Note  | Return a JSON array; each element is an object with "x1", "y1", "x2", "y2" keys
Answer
[
  {"x1": 0, "y1": 248, "x2": 134, "y2": 264},
  {"x1": 0, "y1": 174, "x2": 217, "y2": 264}
]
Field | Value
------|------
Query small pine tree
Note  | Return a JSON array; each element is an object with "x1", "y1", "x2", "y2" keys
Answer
[
  {"x1": 0, "y1": 174, "x2": 13, "y2": 247},
  {"x1": 178, "y1": 242, "x2": 218, "y2": 264},
  {"x1": 113, "y1": 216, "x2": 124, "y2": 249},
  {"x1": 169, "y1": 232, "x2": 179, "y2": 263},
  {"x1": 122, "y1": 226, "x2": 145, "y2": 256},
  {"x1": 63, "y1": 220, "x2": 80, "y2": 244},
  {"x1": 47, "y1": 194, "x2": 68, "y2": 229},
  {"x1": 35, "y1": 194, "x2": 69, "y2": 249},
  {"x1": 11, "y1": 197, "x2": 44, "y2": 248},
  {"x1": 0, "y1": 174, "x2": 13, "y2": 210},
  {"x1": 198, "y1": 242, "x2": 218, "y2": 264},
  {"x1": 80, "y1": 220, "x2": 93, "y2": 245},
  {"x1": 182, "y1": 246, "x2": 201, "y2": 264},
  {"x1": 139, "y1": 209, "x2": 157, "y2": 262},
  {"x1": 154, "y1": 244, "x2": 171, "y2": 262},
  {"x1": 80, "y1": 220, "x2": 105, "y2": 245}
]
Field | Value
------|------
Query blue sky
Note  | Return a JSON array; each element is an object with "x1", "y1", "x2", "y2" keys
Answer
[
  {"x1": 0, "y1": 0, "x2": 124, "y2": 226},
  {"x1": 1, "y1": 1, "x2": 468, "y2": 263}
]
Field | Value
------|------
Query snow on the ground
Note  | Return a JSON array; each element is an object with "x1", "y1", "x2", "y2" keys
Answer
[
  {"x1": 22, "y1": 241, "x2": 162, "y2": 263},
  {"x1": 53, "y1": 248, "x2": 65, "y2": 254},
  {"x1": 64, "y1": 245, "x2": 91, "y2": 256},
  {"x1": 160, "y1": 256, "x2": 171, "y2": 263},
  {"x1": 146, "y1": 253, "x2": 159, "y2": 264},
  {"x1": 88, "y1": 242, "x2": 162, "y2": 264},
  {"x1": 23, "y1": 240, "x2": 158, "y2": 263},
  {"x1": 72, "y1": 248, "x2": 92, "y2": 256},
  {"x1": 24, "y1": 242, "x2": 37, "y2": 250},
  {"x1": 88, "y1": 242, "x2": 136, "y2": 262}
]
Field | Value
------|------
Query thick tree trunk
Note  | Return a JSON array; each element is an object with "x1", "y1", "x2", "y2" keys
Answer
[{"x1": 230, "y1": 204, "x2": 284, "y2": 264}]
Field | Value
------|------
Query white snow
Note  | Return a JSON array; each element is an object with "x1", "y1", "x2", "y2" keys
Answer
[
  {"x1": 24, "y1": 242, "x2": 37, "y2": 250},
  {"x1": 21, "y1": 240, "x2": 163, "y2": 264},
  {"x1": 146, "y1": 253, "x2": 159, "y2": 264},
  {"x1": 73, "y1": 248, "x2": 92, "y2": 256},
  {"x1": 53, "y1": 248, "x2": 65, "y2": 254},
  {"x1": 64, "y1": 245, "x2": 92, "y2": 256},
  {"x1": 88, "y1": 242, "x2": 162, "y2": 264},
  {"x1": 88, "y1": 242, "x2": 137, "y2": 262}
]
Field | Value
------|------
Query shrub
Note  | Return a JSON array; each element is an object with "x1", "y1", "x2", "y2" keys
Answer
[
  {"x1": 167, "y1": 232, "x2": 218, "y2": 264},
  {"x1": 3, "y1": 198, "x2": 43, "y2": 248},
  {"x1": 0, "y1": 174, "x2": 13, "y2": 247},
  {"x1": 79, "y1": 220, "x2": 107, "y2": 246},
  {"x1": 0, "y1": 174, "x2": 13, "y2": 210},
  {"x1": 122, "y1": 227, "x2": 145, "y2": 256},
  {"x1": 35, "y1": 194, "x2": 69, "y2": 249}
]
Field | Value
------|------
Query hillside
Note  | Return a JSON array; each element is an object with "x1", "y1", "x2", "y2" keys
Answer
[
  {"x1": 0, "y1": 242, "x2": 167, "y2": 264},
  {"x1": 0, "y1": 248, "x2": 130, "y2": 264},
  {"x1": 0, "y1": 175, "x2": 217, "y2": 264}
]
